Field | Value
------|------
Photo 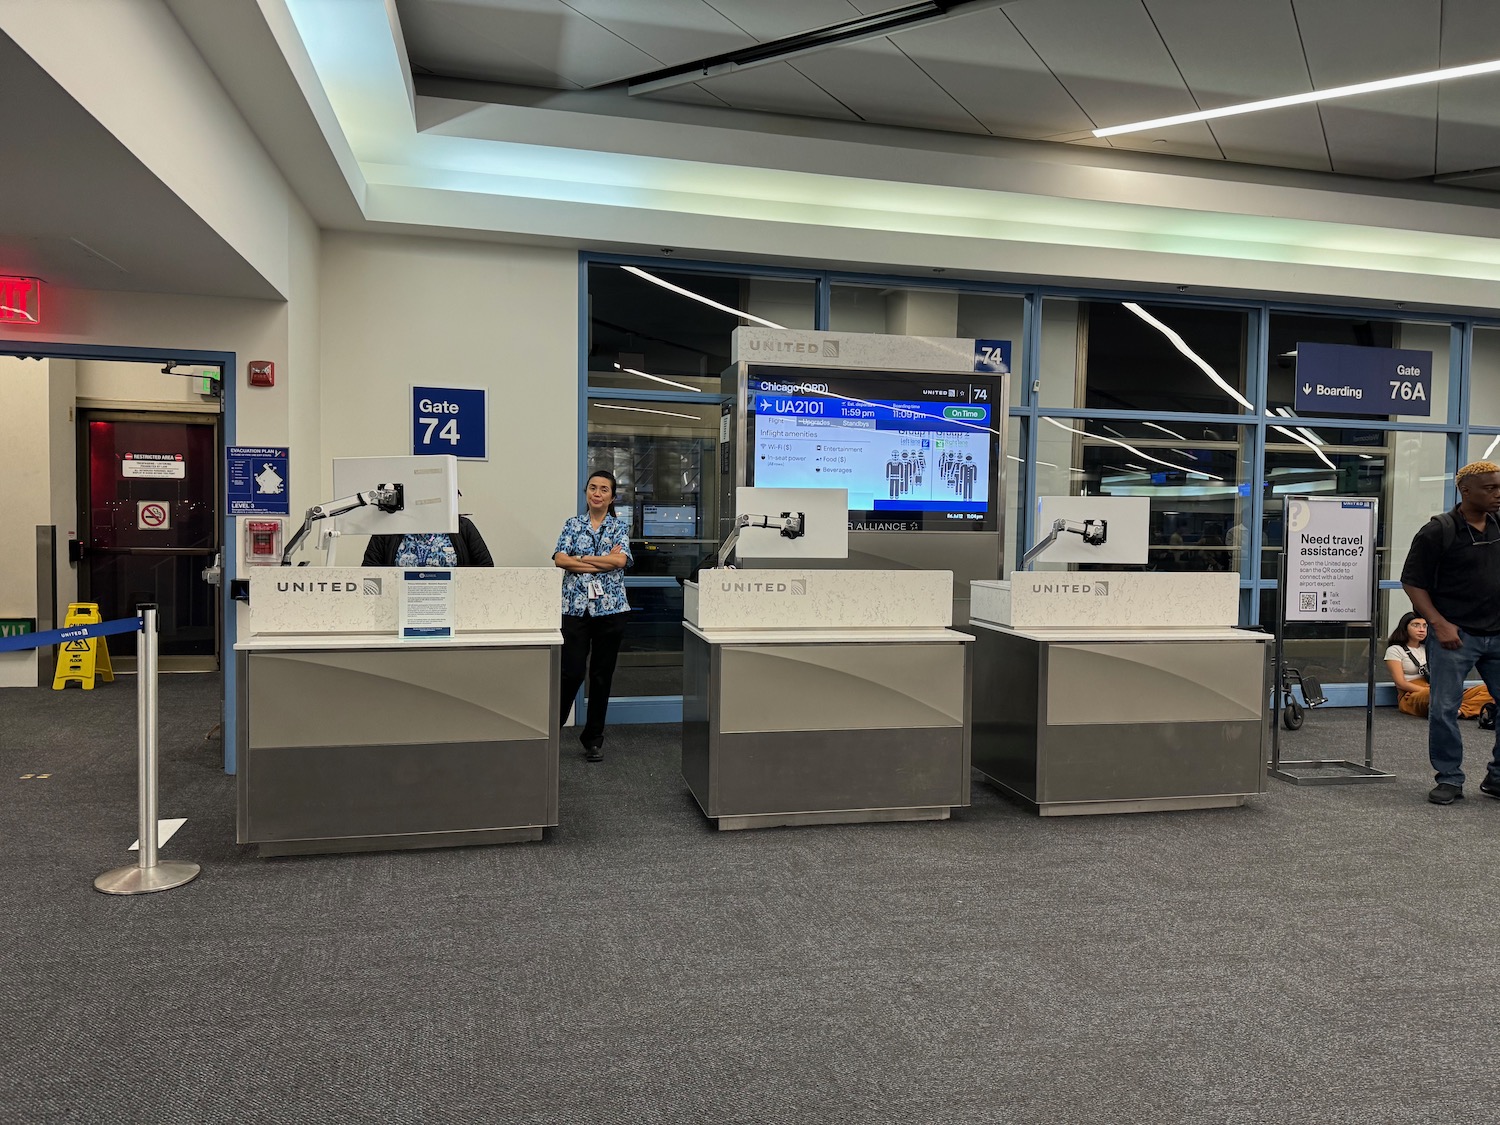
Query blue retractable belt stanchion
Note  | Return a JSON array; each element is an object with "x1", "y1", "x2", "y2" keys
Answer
[{"x1": 94, "y1": 605, "x2": 201, "y2": 895}]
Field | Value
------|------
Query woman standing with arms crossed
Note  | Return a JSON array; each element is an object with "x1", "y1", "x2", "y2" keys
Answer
[{"x1": 553, "y1": 470, "x2": 632, "y2": 761}]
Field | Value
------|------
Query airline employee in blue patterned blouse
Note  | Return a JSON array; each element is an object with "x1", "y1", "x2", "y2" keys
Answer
[{"x1": 553, "y1": 470, "x2": 633, "y2": 761}]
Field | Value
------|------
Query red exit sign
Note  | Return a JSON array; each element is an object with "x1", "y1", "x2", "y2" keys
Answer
[{"x1": 0, "y1": 276, "x2": 41, "y2": 325}]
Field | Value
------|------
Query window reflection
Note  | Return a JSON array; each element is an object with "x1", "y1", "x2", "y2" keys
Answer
[{"x1": 1034, "y1": 421, "x2": 1247, "y2": 575}]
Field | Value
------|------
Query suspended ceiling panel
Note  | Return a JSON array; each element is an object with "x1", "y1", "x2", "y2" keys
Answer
[
  {"x1": 1003, "y1": 0, "x2": 1222, "y2": 160},
  {"x1": 396, "y1": 0, "x2": 662, "y2": 88},
  {"x1": 396, "y1": 0, "x2": 1500, "y2": 191},
  {"x1": 692, "y1": 61, "x2": 861, "y2": 119},
  {"x1": 1435, "y1": 0, "x2": 1500, "y2": 175},
  {"x1": 784, "y1": 39, "x2": 991, "y2": 135},
  {"x1": 889, "y1": 10, "x2": 1094, "y2": 141},
  {"x1": 1144, "y1": 0, "x2": 1331, "y2": 173},
  {"x1": 556, "y1": 0, "x2": 754, "y2": 68}
]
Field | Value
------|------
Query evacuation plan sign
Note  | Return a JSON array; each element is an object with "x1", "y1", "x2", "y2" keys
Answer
[
  {"x1": 226, "y1": 446, "x2": 290, "y2": 516},
  {"x1": 1293, "y1": 343, "x2": 1432, "y2": 417},
  {"x1": 1284, "y1": 496, "x2": 1377, "y2": 622}
]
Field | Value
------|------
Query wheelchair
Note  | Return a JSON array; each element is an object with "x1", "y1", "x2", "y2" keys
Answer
[{"x1": 1279, "y1": 666, "x2": 1328, "y2": 730}]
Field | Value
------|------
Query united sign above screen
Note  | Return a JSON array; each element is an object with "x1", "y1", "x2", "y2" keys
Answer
[{"x1": 745, "y1": 365, "x2": 1002, "y2": 532}]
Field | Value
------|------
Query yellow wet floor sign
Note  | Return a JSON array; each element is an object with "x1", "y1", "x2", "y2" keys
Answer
[{"x1": 53, "y1": 603, "x2": 114, "y2": 690}]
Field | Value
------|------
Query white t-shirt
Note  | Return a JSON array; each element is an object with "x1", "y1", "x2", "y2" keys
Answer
[{"x1": 1384, "y1": 643, "x2": 1427, "y2": 680}]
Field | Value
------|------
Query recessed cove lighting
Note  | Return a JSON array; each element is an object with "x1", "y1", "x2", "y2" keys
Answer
[{"x1": 1094, "y1": 57, "x2": 1500, "y2": 138}]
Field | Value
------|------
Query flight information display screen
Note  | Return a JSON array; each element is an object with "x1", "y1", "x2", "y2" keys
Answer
[{"x1": 745, "y1": 366, "x2": 1001, "y2": 531}]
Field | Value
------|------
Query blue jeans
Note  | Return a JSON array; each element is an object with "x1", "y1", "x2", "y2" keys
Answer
[{"x1": 1426, "y1": 630, "x2": 1500, "y2": 787}]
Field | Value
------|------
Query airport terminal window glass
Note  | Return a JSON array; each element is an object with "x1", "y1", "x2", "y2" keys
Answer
[
  {"x1": 829, "y1": 285, "x2": 1026, "y2": 406},
  {"x1": 1467, "y1": 431, "x2": 1500, "y2": 467},
  {"x1": 1266, "y1": 312, "x2": 1451, "y2": 423},
  {"x1": 1005, "y1": 415, "x2": 1023, "y2": 573},
  {"x1": 1261, "y1": 428, "x2": 1446, "y2": 583},
  {"x1": 1032, "y1": 418, "x2": 1248, "y2": 576},
  {"x1": 1037, "y1": 298, "x2": 1251, "y2": 414},
  {"x1": 588, "y1": 265, "x2": 815, "y2": 394},
  {"x1": 1258, "y1": 588, "x2": 1388, "y2": 684},
  {"x1": 1470, "y1": 326, "x2": 1500, "y2": 427},
  {"x1": 586, "y1": 397, "x2": 723, "y2": 697}
]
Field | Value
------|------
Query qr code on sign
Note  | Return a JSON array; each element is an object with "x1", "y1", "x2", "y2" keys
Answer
[{"x1": 1299, "y1": 593, "x2": 1318, "y2": 612}]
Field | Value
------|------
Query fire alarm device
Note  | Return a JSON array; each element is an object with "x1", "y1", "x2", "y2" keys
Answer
[
  {"x1": 248, "y1": 360, "x2": 275, "y2": 387},
  {"x1": 245, "y1": 519, "x2": 284, "y2": 565}
]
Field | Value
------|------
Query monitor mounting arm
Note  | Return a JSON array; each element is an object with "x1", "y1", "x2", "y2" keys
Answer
[
  {"x1": 280, "y1": 484, "x2": 404, "y2": 566},
  {"x1": 710, "y1": 511, "x2": 805, "y2": 570},
  {"x1": 1020, "y1": 517, "x2": 1107, "y2": 569}
]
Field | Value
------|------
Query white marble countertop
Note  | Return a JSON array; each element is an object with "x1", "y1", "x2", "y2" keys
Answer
[
  {"x1": 685, "y1": 624, "x2": 973, "y2": 645},
  {"x1": 236, "y1": 630, "x2": 562, "y2": 651},
  {"x1": 970, "y1": 621, "x2": 1270, "y2": 643}
]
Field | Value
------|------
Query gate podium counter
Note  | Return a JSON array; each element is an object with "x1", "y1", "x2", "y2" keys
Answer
[
  {"x1": 235, "y1": 568, "x2": 562, "y2": 856},
  {"x1": 968, "y1": 573, "x2": 1269, "y2": 816},
  {"x1": 683, "y1": 570, "x2": 972, "y2": 830}
]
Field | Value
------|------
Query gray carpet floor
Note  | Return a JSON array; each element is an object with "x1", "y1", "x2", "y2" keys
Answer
[{"x1": 4, "y1": 676, "x2": 1500, "y2": 1124}]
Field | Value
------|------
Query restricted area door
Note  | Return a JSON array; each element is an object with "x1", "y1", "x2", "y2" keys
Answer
[{"x1": 79, "y1": 411, "x2": 220, "y2": 670}]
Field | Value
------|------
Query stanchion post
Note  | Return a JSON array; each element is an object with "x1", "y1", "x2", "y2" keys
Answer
[{"x1": 94, "y1": 605, "x2": 201, "y2": 895}]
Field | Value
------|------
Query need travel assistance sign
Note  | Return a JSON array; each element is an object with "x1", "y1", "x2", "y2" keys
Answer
[{"x1": 1284, "y1": 497, "x2": 1376, "y2": 622}]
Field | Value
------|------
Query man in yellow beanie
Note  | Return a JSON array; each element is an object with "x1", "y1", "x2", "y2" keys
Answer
[{"x1": 1401, "y1": 461, "x2": 1500, "y2": 803}]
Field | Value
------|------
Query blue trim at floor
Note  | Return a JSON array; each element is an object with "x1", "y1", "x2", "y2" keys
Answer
[
  {"x1": 593, "y1": 695, "x2": 683, "y2": 724},
  {"x1": 603, "y1": 685, "x2": 1488, "y2": 723},
  {"x1": 1289, "y1": 682, "x2": 1487, "y2": 709}
]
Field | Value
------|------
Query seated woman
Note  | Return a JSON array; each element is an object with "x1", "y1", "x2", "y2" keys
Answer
[{"x1": 1384, "y1": 611, "x2": 1493, "y2": 718}]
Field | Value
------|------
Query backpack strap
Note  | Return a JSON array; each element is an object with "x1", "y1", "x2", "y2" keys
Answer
[
  {"x1": 1401, "y1": 645, "x2": 1428, "y2": 678},
  {"x1": 1436, "y1": 509, "x2": 1458, "y2": 552}
]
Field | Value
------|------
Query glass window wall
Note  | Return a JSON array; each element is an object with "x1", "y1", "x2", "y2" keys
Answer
[
  {"x1": 1260, "y1": 427, "x2": 1447, "y2": 582},
  {"x1": 829, "y1": 285, "x2": 1026, "y2": 406},
  {"x1": 586, "y1": 396, "x2": 724, "y2": 698},
  {"x1": 1038, "y1": 299, "x2": 1252, "y2": 414},
  {"x1": 1033, "y1": 419, "x2": 1250, "y2": 576},
  {"x1": 588, "y1": 265, "x2": 815, "y2": 394},
  {"x1": 1266, "y1": 312, "x2": 1451, "y2": 423}
]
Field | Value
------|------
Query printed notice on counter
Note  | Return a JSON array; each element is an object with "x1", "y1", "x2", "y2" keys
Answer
[
  {"x1": 1284, "y1": 496, "x2": 1376, "y2": 623},
  {"x1": 399, "y1": 570, "x2": 455, "y2": 638}
]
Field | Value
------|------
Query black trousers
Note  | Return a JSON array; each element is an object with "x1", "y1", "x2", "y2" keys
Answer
[{"x1": 560, "y1": 611, "x2": 627, "y2": 747}]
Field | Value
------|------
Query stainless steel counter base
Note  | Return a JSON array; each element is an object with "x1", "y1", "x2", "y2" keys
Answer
[
  {"x1": 683, "y1": 631, "x2": 971, "y2": 830},
  {"x1": 238, "y1": 646, "x2": 559, "y2": 855},
  {"x1": 257, "y1": 826, "x2": 544, "y2": 857},
  {"x1": 716, "y1": 807, "x2": 951, "y2": 831},
  {"x1": 971, "y1": 623, "x2": 1268, "y2": 816}
]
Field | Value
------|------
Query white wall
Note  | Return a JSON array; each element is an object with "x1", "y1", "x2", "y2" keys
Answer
[
  {"x1": 76, "y1": 361, "x2": 219, "y2": 409},
  {"x1": 0, "y1": 357, "x2": 76, "y2": 686},
  {"x1": 2, "y1": 0, "x2": 300, "y2": 296},
  {"x1": 318, "y1": 232, "x2": 578, "y2": 567}
]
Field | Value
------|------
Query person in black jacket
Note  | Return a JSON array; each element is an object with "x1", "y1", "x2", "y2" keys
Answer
[{"x1": 362, "y1": 513, "x2": 494, "y2": 568}]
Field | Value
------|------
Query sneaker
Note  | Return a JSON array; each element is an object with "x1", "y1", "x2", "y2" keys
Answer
[
  {"x1": 1480, "y1": 777, "x2": 1500, "y2": 800},
  {"x1": 1481, "y1": 703, "x2": 1497, "y2": 731},
  {"x1": 1429, "y1": 782, "x2": 1465, "y2": 804},
  {"x1": 583, "y1": 740, "x2": 603, "y2": 762}
]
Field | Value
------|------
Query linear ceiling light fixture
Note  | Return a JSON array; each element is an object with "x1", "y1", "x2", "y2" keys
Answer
[
  {"x1": 621, "y1": 266, "x2": 788, "y2": 330},
  {"x1": 1094, "y1": 57, "x2": 1500, "y2": 138},
  {"x1": 625, "y1": 1, "x2": 1008, "y2": 96}
]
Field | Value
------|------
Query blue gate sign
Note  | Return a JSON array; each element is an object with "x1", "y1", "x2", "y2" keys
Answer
[
  {"x1": 226, "y1": 446, "x2": 290, "y2": 515},
  {"x1": 973, "y1": 339, "x2": 1011, "y2": 374},
  {"x1": 412, "y1": 385, "x2": 487, "y2": 460},
  {"x1": 1293, "y1": 343, "x2": 1432, "y2": 417}
]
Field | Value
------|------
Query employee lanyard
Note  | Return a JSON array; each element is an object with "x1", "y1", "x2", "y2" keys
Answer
[{"x1": 579, "y1": 518, "x2": 612, "y2": 600}]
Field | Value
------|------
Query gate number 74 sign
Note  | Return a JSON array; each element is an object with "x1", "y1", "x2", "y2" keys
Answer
[{"x1": 411, "y1": 386, "x2": 487, "y2": 460}]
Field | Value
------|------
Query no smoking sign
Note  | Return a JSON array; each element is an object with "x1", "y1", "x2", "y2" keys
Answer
[{"x1": 137, "y1": 501, "x2": 171, "y2": 530}]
